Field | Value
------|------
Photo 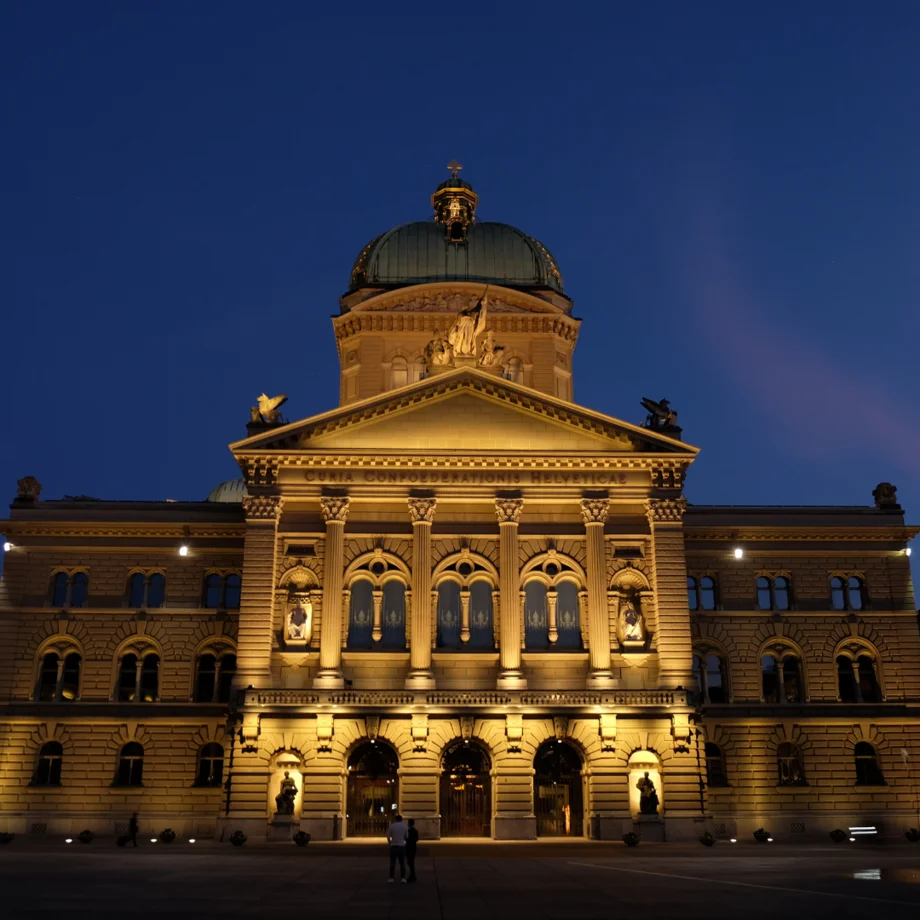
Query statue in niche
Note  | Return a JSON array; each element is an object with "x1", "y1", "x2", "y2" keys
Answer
[
  {"x1": 619, "y1": 595, "x2": 645, "y2": 643},
  {"x1": 424, "y1": 327, "x2": 454, "y2": 367},
  {"x1": 275, "y1": 771, "x2": 298, "y2": 815},
  {"x1": 636, "y1": 771, "x2": 659, "y2": 815},
  {"x1": 478, "y1": 330, "x2": 505, "y2": 367},
  {"x1": 447, "y1": 294, "x2": 488, "y2": 356},
  {"x1": 286, "y1": 595, "x2": 312, "y2": 642}
]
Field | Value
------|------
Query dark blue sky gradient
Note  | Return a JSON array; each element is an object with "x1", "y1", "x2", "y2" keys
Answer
[{"x1": 2, "y1": 3, "x2": 918, "y2": 558}]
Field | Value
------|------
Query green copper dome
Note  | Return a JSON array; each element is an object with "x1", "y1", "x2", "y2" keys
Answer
[{"x1": 348, "y1": 172, "x2": 564, "y2": 295}]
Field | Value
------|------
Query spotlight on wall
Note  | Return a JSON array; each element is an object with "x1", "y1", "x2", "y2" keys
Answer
[
  {"x1": 2, "y1": 542, "x2": 12, "y2": 552},
  {"x1": 733, "y1": 547, "x2": 744, "y2": 560},
  {"x1": 179, "y1": 545, "x2": 189, "y2": 557}
]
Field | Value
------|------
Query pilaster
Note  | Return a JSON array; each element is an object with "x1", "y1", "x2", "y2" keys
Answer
[
  {"x1": 406, "y1": 497, "x2": 437, "y2": 689},
  {"x1": 645, "y1": 498, "x2": 694, "y2": 689},
  {"x1": 581, "y1": 497, "x2": 614, "y2": 688},
  {"x1": 495, "y1": 497, "x2": 526, "y2": 690},
  {"x1": 314, "y1": 496, "x2": 350, "y2": 689}
]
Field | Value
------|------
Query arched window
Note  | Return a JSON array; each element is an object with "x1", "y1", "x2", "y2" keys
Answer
[
  {"x1": 848, "y1": 576, "x2": 867, "y2": 611},
  {"x1": 555, "y1": 580, "x2": 582, "y2": 649},
  {"x1": 524, "y1": 581, "x2": 549, "y2": 649},
  {"x1": 127, "y1": 572, "x2": 166, "y2": 609},
  {"x1": 437, "y1": 580, "x2": 462, "y2": 648},
  {"x1": 504, "y1": 357, "x2": 524, "y2": 384},
  {"x1": 390, "y1": 356, "x2": 408, "y2": 389},
  {"x1": 217, "y1": 654, "x2": 237, "y2": 702},
  {"x1": 117, "y1": 654, "x2": 139, "y2": 702},
  {"x1": 857, "y1": 655, "x2": 881, "y2": 702},
  {"x1": 777, "y1": 742, "x2": 806, "y2": 786},
  {"x1": 761, "y1": 652, "x2": 803, "y2": 703},
  {"x1": 33, "y1": 741, "x2": 63, "y2": 786},
  {"x1": 147, "y1": 573, "x2": 165, "y2": 608},
  {"x1": 705, "y1": 742, "x2": 728, "y2": 787},
  {"x1": 830, "y1": 576, "x2": 847, "y2": 610},
  {"x1": 468, "y1": 580, "x2": 494, "y2": 649},
  {"x1": 688, "y1": 575, "x2": 717, "y2": 611},
  {"x1": 837, "y1": 655, "x2": 859, "y2": 702},
  {"x1": 60, "y1": 653, "x2": 80, "y2": 701},
  {"x1": 347, "y1": 579, "x2": 375, "y2": 649},
  {"x1": 854, "y1": 742, "x2": 885, "y2": 786},
  {"x1": 194, "y1": 654, "x2": 217, "y2": 702},
  {"x1": 70, "y1": 572, "x2": 88, "y2": 607},
  {"x1": 115, "y1": 742, "x2": 144, "y2": 786},
  {"x1": 380, "y1": 580, "x2": 406, "y2": 649},
  {"x1": 38, "y1": 653, "x2": 59, "y2": 701},
  {"x1": 412, "y1": 357, "x2": 427, "y2": 383},
  {"x1": 117, "y1": 652, "x2": 158, "y2": 702},
  {"x1": 139, "y1": 654, "x2": 159, "y2": 702},
  {"x1": 51, "y1": 572, "x2": 69, "y2": 607},
  {"x1": 195, "y1": 742, "x2": 224, "y2": 787},
  {"x1": 203, "y1": 573, "x2": 242, "y2": 609},
  {"x1": 128, "y1": 573, "x2": 146, "y2": 608},
  {"x1": 757, "y1": 576, "x2": 791, "y2": 611},
  {"x1": 694, "y1": 651, "x2": 728, "y2": 704}
]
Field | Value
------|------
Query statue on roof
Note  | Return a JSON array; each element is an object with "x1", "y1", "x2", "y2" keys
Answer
[
  {"x1": 447, "y1": 292, "x2": 488, "y2": 357},
  {"x1": 424, "y1": 327, "x2": 454, "y2": 367},
  {"x1": 641, "y1": 397, "x2": 678, "y2": 430},
  {"x1": 15, "y1": 476, "x2": 42, "y2": 503},
  {"x1": 478, "y1": 329, "x2": 505, "y2": 368},
  {"x1": 251, "y1": 393, "x2": 288, "y2": 425}
]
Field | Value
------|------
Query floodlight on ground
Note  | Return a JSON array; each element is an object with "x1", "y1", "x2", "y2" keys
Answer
[
  {"x1": 189, "y1": 838, "x2": 196, "y2": 844},
  {"x1": 65, "y1": 838, "x2": 73, "y2": 843},
  {"x1": 849, "y1": 837, "x2": 856, "y2": 842},
  {"x1": 151, "y1": 838, "x2": 157, "y2": 843},
  {"x1": 729, "y1": 838, "x2": 737, "y2": 843},
  {"x1": 767, "y1": 837, "x2": 773, "y2": 842},
  {"x1": 179, "y1": 545, "x2": 189, "y2": 557},
  {"x1": 733, "y1": 547, "x2": 744, "y2": 559}
]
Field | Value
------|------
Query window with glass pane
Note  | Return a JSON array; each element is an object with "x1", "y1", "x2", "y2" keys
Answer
[
  {"x1": 380, "y1": 581, "x2": 406, "y2": 649},
  {"x1": 761, "y1": 655, "x2": 780, "y2": 703},
  {"x1": 700, "y1": 576, "x2": 717, "y2": 610},
  {"x1": 116, "y1": 742, "x2": 144, "y2": 786},
  {"x1": 782, "y1": 656, "x2": 802, "y2": 702},
  {"x1": 139, "y1": 654, "x2": 159, "y2": 702},
  {"x1": 224, "y1": 573, "x2": 242, "y2": 609},
  {"x1": 857, "y1": 656, "x2": 880, "y2": 702},
  {"x1": 756, "y1": 577, "x2": 772, "y2": 610},
  {"x1": 692, "y1": 655, "x2": 704, "y2": 702},
  {"x1": 437, "y1": 581, "x2": 462, "y2": 648},
  {"x1": 687, "y1": 576, "x2": 699, "y2": 611},
  {"x1": 555, "y1": 581, "x2": 581, "y2": 649},
  {"x1": 51, "y1": 572, "x2": 69, "y2": 607},
  {"x1": 118, "y1": 654, "x2": 138, "y2": 702},
  {"x1": 217, "y1": 654, "x2": 237, "y2": 703},
  {"x1": 705, "y1": 742, "x2": 728, "y2": 786},
  {"x1": 848, "y1": 576, "x2": 866, "y2": 611},
  {"x1": 147, "y1": 574, "x2": 165, "y2": 608},
  {"x1": 196, "y1": 742, "x2": 224, "y2": 787},
  {"x1": 34, "y1": 742, "x2": 63, "y2": 786},
  {"x1": 347, "y1": 579, "x2": 374, "y2": 649},
  {"x1": 195, "y1": 654, "x2": 217, "y2": 702},
  {"x1": 830, "y1": 576, "x2": 846, "y2": 610},
  {"x1": 854, "y1": 742, "x2": 885, "y2": 785},
  {"x1": 524, "y1": 582, "x2": 549, "y2": 649},
  {"x1": 204, "y1": 574, "x2": 223, "y2": 609},
  {"x1": 468, "y1": 580, "x2": 494, "y2": 649},
  {"x1": 128, "y1": 573, "x2": 146, "y2": 608},
  {"x1": 38, "y1": 653, "x2": 59, "y2": 701},
  {"x1": 60, "y1": 653, "x2": 80, "y2": 701},
  {"x1": 777, "y1": 742, "x2": 806, "y2": 785},
  {"x1": 69, "y1": 572, "x2": 88, "y2": 607},
  {"x1": 706, "y1": 654, "x2": 726, "y2": 703},
  {"x1": 837, "y1": 656, "x2": 859, "y2": 702},
  {"x1": 773, "y1": 577, "x2": 790, "y2": 610}
]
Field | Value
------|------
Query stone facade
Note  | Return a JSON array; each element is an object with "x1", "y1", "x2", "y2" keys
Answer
[{"x1": 1, "y1": 177, "x2": 917, "y2": 844}]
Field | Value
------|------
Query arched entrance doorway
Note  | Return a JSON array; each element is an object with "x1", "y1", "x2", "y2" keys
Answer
[
  {"x1": 533, "y1": 740, "x2": 584, "y2": 837},
  {"x1": 346, "y1": 741, "x2": 399, "y2": 837},
  {"x1": 440, "y1": 741, "x2": 492, "y2": 837}
]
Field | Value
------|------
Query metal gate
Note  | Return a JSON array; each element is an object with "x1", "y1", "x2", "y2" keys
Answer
[
  {"x1": 440, "y1": 742, "x2": 492, "y2": 837},
  {"x1": 346, "y1": 741, "x2": 399, "y2": 838},
  {"x1": 533, "y1": 741, "x2": 583, "y2": 837}
]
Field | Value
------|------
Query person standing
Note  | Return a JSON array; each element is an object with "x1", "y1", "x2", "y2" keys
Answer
[
  {"x1": 405, "y1": 818, "x2": 419, "y2": 883},
  {"x1": 386, "y1": 813, "x2": 408, "y2": 883},
  {"x1": 128, "y1": 813, "x2": 138, "y2": 848}
]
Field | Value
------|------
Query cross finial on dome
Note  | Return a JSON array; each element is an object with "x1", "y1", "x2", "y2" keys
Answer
[{"x1": 447, "y1": 159, "x2": 462, "y2": 177}]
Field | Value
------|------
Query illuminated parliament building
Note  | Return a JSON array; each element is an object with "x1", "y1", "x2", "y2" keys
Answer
[{"x1": 1, "y1": 170, "x2": 918, "y2": 843}]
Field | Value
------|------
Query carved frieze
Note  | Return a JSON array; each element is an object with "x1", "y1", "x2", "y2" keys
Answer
[
  {"x1": 242, "y1": 496, "x2": 284, "y2": 521},
  {"x1": 645, "y1": 498, "x2": 687, "y2": 525}
]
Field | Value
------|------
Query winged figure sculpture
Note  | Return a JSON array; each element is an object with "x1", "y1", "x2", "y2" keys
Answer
[
  {"x1": 253, "y1": 392, "x2": 288, "y2": 424},
  {"x1": 640, "y1": 397, "x2": 678, "y2": 429}
]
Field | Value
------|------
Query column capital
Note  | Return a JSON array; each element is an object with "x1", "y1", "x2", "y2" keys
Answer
[
  {"x1": 645, "y1": 497, "x2": 687, "y2": 525},
  {"x1": 320, "y1": 495, "x2": 350, "y2": 524},
  {"x1": 408, "y1": 497, "x2": 437, "y2": 524},
  {"x1": 495, "y1": 497, "x2": 524, "y2": 524},
  {"x1": 580, "y1": 497, "x2": 610, "y2": 525},
  {"x1": 242, "y1": 495, "x2": 284, "y2": 522}
]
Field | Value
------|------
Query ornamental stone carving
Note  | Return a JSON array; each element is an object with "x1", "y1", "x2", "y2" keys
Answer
[
  {"x1": 645, "y1": 498, "x2": 687, "y2": 525},
  {"x1": 242, "y1": 495, "x2": 284, "y2": 521},
  {"x1": 580, "y1": 498, "x2": 610, "y2": 525},
  {"x1": 319, "y1": 496, "x2": 350, "y2": 523},
  {"x1": 16, "y1": 476, "x2": 42, "y2": 503},
  {"x1": 408, "y1": 497, "x2": 438, "y2": 524},
  {"x1": 495, "y1": 498, "x2": 524, "y2": 524}
]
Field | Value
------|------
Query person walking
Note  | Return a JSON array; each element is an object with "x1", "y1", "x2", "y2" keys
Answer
[
  {"x1": 128, "y1": 813, "x2": 138, "y2": 848},
  {"x1": 386, "y1": 813, "x2": 408, "y2": 883},
  {"x1": 405, "y1": 818, "x2": 419, "y2": 883}
]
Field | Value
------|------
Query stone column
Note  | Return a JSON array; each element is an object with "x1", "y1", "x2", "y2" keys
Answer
[
  {"x1": 406, "y1": 497, "x2": 437, "y2": 689},
  {"x1": 314, "y1": 496, "x2": 350, "y2": 690},
  {"x1": 581, "y1": 497, "x2": 614, "y2": 689},
  {"x1": 234, "y1": 496, "x2": 284, "y2": 690},
  {"x1": 495, "y1": 498, "x2": 526, "y2": 689},
  {"x1": 645, "y1": 498, "x2": 694, "y2": 689}
]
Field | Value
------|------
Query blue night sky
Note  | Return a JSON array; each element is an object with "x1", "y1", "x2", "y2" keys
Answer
[{"x1": 2, "y1": 3, "x2": 918, "y2": 554}]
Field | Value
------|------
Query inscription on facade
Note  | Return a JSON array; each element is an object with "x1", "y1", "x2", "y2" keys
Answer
[{"x1": 301, "y1": 469, "x2": 629, "y2": 485}]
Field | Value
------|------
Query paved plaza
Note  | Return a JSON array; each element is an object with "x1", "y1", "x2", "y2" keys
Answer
[{"x1": 1, "y1": 840, "x2": 919, "y2": 918}]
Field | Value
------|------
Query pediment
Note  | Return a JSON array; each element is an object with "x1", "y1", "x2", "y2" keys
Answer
[{"x1": 231, "y1": 369, "x2": 697, "y2": 458}]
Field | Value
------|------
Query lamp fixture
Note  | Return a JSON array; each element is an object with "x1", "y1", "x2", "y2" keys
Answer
[
  {"x1": 179, "y1": 545, "x2": 189, "y2": 557},
  {"x1": 733, "y1": 547, "x2": 744, "y2": 560},
  {"x1": 2, "y1": 542, "x2": 11, "y2": 552},
  {"x1": 906, "y1": 547, "x2": 912, "y2": 557}
]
